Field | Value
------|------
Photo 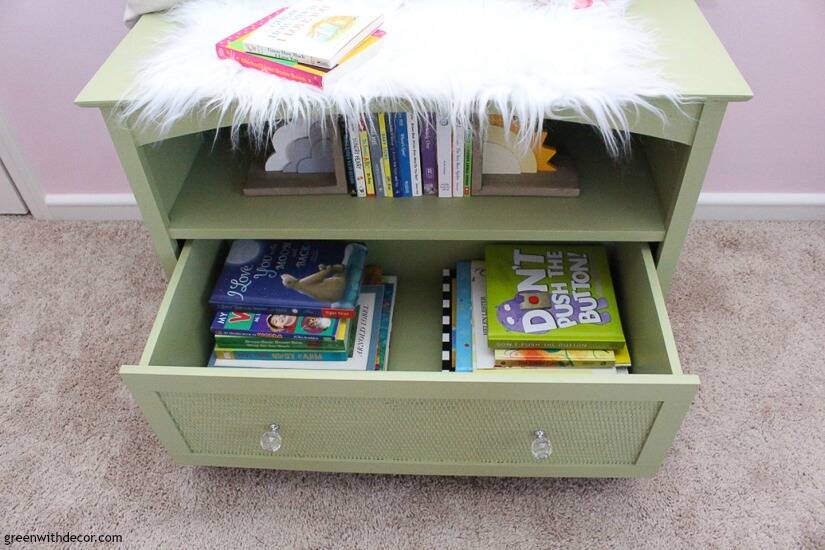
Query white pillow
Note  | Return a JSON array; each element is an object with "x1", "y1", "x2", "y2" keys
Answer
[{"x1": 124, "y1": 0, "x2": 185, "y2": 27}]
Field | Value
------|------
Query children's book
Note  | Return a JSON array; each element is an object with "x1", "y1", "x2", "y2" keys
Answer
[
  {"x1": 216, "y1": 9, "x2": 385, "y2": 89},
  {"x1": 358, "y1": 118, "x2": 376, "y2": 196},
  {"x1": 452, "y1": 120, "x2": 465, "y2": 197},
  {"x1": 493, "y1": 348, "x2": 615, "y2": 368},
  {"x1": 213, "y1": 286, "x2": 382, "y2": 370},
  {"x1": 485, "y1": 244, "x2": 625, "y2": 349},
  {"x1": 385, "y1": 113, "x2": 403, "y2": 197},
  {"x1": 394, "y1": 113, "x2": 413, "y2": 197},
  {"x1": 346, "y1": 119, "x2": 368, "y2": 197},
  {"x1": 419, "y1": 114, "x2": 438, "y2": 195},
  {"x1": 407, "y1": 113, "x2": 423, "y2": 197},
  {"x1": 377, "y1": 113, "x2": 394, "y2": 197},
  {"x1": 455, "y1": 261, "x2": 473, "y2": 372},
  {"x1": 243, "y1": 0, "x2": 384, "y2": 69},
  {"x1": 338, "y1": 116, "x2": 357, "y2": 196},
  {"x1": 436, "y1": 116, "x2": 453, "y2": 198},
  {"x1": 374, "y1": 275, "x2": 397, "y2": 370},
  {"x1": 210, "y1": 240, "x2": 368, "y2": 318},
  {"x1": 211, "y1": 309, "x2": 350, "y2": 342},
  {"x1": 470, "y1": 260, "x2": 495, "y2": 371},
  {"x1": 213, "y1": 334, "x2": 345, "y2": 351},
  {"x1": 366, "y1": 115, "x2": 386, "y2": 197},
  {"x1": 463, "y1": 127, "x2": 473, "y2": 196},
  {"x1": 441, "y1": 268, "x2": 452, "y2": 372},
  {"x1": 214, "y1": 347, "x2": 349, "y2": 362}
]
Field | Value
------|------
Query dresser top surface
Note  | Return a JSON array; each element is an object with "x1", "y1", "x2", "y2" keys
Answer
[{"x1": 77, "y1": 0, "x2": 752, "y2": 108}]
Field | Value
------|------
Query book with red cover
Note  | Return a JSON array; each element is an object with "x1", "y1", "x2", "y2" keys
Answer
[{"x1": 216, "y1": 9, "x2": 385, "y2": 89}]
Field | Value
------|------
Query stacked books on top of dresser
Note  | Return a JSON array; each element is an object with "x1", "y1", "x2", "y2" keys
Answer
[
  {"x1": 207, "y1": 240, "x2": 396, "y2": 370},
  {"x1": 443, "y1": 244, "x2": 632, "y2": 375}
]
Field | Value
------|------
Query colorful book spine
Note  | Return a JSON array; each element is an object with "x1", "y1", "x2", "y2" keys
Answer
[
  {"x1": 214, "y1": 348, "x2": 349, "y2": 362},
  {"x1": 441, "y1": 268, "x2": 452, "y2": 372},
  {"x1": 338, "y1": 117, "x2": 357, "y2": 196},
  {"x1": 452, "y1": 120, "x2": 465, "y2": 197},
  {"x1": 385, "y1": 113, "x2": 403, "y2": 197},
  {"x1": 377, "y1": 113, "x2": 394, "y2": 197},
  {"x1": 358, "y1": 118, "x2": 376, "y2": 196},
  {"x1": 419, "y1": 114, "x2": 438, "y2": 195},
  {"x1": 463, "y1": 126, "x2": 473, "y2": 196},
  {"x1": 470, "y1": 260, "x2": 495, "y2": 370},
  {"x1": 455, "y1": 261, "x2": 473, "y2": 372},
  {"x1": 214, "y1": 335, "x2": 346, "y2": 351},
  {"x1": 374, "y1": 275, "x2": 398, "y2": 371},
  {"x1": 493, "y1": 348, "x2": 616, "y2": 368},
  {"x1": 436, "y1": 116, "x2": 453, "y2": 198},
  {"x1": 211, "y1": 310, "x2": 350, "y2": 342},
  {"x1": 407, "y1": 113, "x2": 423, "y2": 196},
  {"x1": 366, "y1": 114, "x2": 386, "y2": 197},
  {"x1": 347, "y1": 120, "x2": 367, "y2": 197},
  {"x1": 450, "y1": 274, "x2": 457, "y2": 370},
  {"x1": 394, "y1": 112, "x2": 413, "y2": 197}
]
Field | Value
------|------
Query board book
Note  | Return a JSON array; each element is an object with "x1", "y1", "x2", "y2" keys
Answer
[
  {"x1": 485, "y1": 244, "x2": 625, "y2": 349},
  {"x1": 210, "y1": 240, "x2": 367, "y2": 318},
  {"x1": 211, "y1": 309, "x2": 350, "y2": 342}
]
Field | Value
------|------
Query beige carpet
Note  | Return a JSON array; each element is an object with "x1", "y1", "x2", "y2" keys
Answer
[{"x1": 1, "y1": 217, "x2": 823, "y2": 548}]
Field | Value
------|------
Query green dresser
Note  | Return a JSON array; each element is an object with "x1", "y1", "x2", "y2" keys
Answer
[{"x1": 77, "y1": 0, "x2": 750, "y2": 477}]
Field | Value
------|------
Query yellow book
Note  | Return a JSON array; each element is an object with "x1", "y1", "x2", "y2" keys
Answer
[
  {"x1": 358, "y1": 121, "x2": 376, "y2": 196},
  {"x1": 377, "y1": 113, "x2": 394, "y2": 197},
  {"x1": 493, "y1": 348, "x2": 615, "y2": 368}
]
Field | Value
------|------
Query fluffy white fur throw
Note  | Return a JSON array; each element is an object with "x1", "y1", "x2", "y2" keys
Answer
[{"x1": 120, "y1": 0, "x2": 677, "y2": 154}]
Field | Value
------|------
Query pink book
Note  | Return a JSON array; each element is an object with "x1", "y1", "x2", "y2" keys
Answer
[{"x1": 216, "y1": 9, "x2": 384, "y2": 89}]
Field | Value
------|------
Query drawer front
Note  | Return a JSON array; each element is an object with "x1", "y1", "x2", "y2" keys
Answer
[{"x1": 159, "y1": 392, "x2": 661, "y2": 465}]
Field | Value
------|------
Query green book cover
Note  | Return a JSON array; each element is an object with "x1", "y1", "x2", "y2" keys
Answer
[{"x1": 485, "y1": 244, "x2": 625, "y2": 349}]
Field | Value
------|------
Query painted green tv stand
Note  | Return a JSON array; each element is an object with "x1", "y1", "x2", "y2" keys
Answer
[{"x1": 77, "y1": 1, "x2": 750, "y2": 477}]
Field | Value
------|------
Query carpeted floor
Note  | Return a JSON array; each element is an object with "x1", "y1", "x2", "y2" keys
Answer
[{"x1": 1, "y1": 216, "x2": 823, "y2": 548}]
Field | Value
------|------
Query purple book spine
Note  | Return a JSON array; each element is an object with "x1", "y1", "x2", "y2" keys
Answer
[{"x1": 419, "y1": 113, "x2": 438, "y2": 195}]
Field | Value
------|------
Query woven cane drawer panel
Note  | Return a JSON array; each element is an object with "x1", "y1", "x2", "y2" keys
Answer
[{"x1": 159, "y1": 393, "x2": 661, "y2": 465}]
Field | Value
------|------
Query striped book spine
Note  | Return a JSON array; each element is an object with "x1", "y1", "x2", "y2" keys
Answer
[{"x1": 441, "y1": 268, "x2": 453, "y2": 372}]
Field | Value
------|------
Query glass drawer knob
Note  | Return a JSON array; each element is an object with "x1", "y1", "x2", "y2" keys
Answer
[
  {"x1": 260, "y1": 424, "x2": 282, "y2": 453},
  {"x1": 531, "y1": 430, "x2": 552, "y2": 460}
]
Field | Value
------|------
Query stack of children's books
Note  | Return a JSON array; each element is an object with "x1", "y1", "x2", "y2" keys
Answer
[
  {"x1": 338, "y1": 114, "x2": 475, "y2": 198},
  {"x1": 443, "y1": 244, "x2": 631, "y2": 375},
  {"x1": 207, "y1": 240, "x2": 396, "y2": 370},
  {"x1": 216, "y1": 0, "x2": 386, "y2": 89}
]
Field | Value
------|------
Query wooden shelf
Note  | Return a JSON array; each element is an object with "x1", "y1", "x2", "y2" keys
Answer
[{"x1": 167, "y1": 127, "x2": 666, "y2": 243}]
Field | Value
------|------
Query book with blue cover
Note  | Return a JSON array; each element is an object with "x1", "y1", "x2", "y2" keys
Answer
[
  {"x1": 455, "y1": 261, "x2": 473, "y2": 372},
  {"x1": 209, "y1": 240, "x2": 368, "y2": 318},
  {"x1": 385, "y1": 113, "x2": 403, "y2": 197},
  {"x1": 394, "y1": 112, "x2": 413, "y2": 197}
]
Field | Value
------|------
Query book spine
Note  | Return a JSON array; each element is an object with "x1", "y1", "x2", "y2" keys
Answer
[
  {"x1": 243, "y1": 43, "x2": 336, "y2": 70},
  {"x1": 211, "y1": 304, "x2": 357, "y2": 319},
  {"x1": 470, "y1": 260, "x2": 495, "y2": 370},
  {"x1": 386, "y1": 113, "x2": 403, "y2": 197},
  {"x1": 214, "y1": 336, "x2": 345, "y2": 350},
  {"x1": 338, "y1": 117, "x2": 358, "y2": 196},
  {"x1": 377, "y1": 113, "x2": 394, "y2": 197},
  {"x1": 215, "y1": 41, "x2": 324, "y2": 88},
  {"x1": 394, "y1": 113, "x2": 413, "y2": 197},
  {"x1": 407, "y1": 113, "x2": 423, "y2": 197},
  {"x1": 441, "y1": 269, "x2": 452, "y2": 372},
  {"x1": 455, "y1": 261, "x2": 473, "y2": 372},
  {"x1": 366, "y1": 115, "x2": 385, "y2": 197},
  {"x1": 212, "y1": 328, "x2": 339, "y2": 342},
  {"x1": 489, "y1": 339, "x2": 626, "y2": 350},
  {"x1": 214, "y1": 348, "x2": 348, "y2": 362},
  {"x1": 419, "y1": 114, "x2": 438, "y2": 195},
  {"x1": 436, "y1": 116, "x2": 453, "y2": 198},
  {"x1": 358, "y1": 118, "x2": 376, "y2": 196},
  {"x1": 463, "y1": 126, "x2": 473, "y2": 196},
  {"x1": 452, "y1": 120, "x2": 465, "y2": 197},
  {"x1": 346, "y1": 119, "x2": 368, "y2": 197},
  {"x1": 450, "y1": 275, "x2": 457, "y2": 371}
]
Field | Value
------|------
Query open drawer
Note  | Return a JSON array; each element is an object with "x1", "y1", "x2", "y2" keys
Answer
[{"x1": 121, "y1": 240, "x2": 698, "y2": 478}]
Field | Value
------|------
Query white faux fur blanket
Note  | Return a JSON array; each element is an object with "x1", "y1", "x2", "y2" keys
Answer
[{"x1": 121, "y1": 0, "x2": 677, "y2": 153}]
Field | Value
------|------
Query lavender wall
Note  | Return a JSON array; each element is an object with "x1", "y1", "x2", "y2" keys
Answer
[{"x1": 0, "y1": 2, "x2": 822, "y2": 198}]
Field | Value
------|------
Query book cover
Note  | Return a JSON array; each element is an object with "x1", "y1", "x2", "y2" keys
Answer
[
  {"x1": 419, "y1": 114, "x2": 438, "y2": 195},
  {"x1": 210, "y1": 240, "x2": 368, "y2": 318},
  {"x1": 452, "y1": 120, "x2": 465, "y2": 197},
  {"x1": 213, "y1": 287, "x2": 382, "y2": 370},
  {"x1": 463, "y1": 126, "x2": 473, "y2": 196},
  {"x1": 216, "y1": 10, "x2": 385, "y2": 89},
  {"x1": 211, "y1": 309, "x2": 349, "y2": 342},
  {"x1": 493, "y1": 348, "x2": 615, "y2": 368},
  {"x1": 436, "y1": 116, "x2": 453, "y2": 198},
  {"x1": 451, "y1": 275, "x2": 457, "y2": 370},
  {"x1": 214, "y1": 334, "x2": 346, "y2": 351},
  {"x1": 366, "y1": 115, "x2": 386, "y2": 197},
  {"x1": 485, "y1": 245, "x2": 625, "y2": 349},
  {"x1": 455, "y1": 261, "x2": 473, "y2": 372},
  {"x1": 377, "y1": 113, "x2": 394, "y2": 197},
  {"x1": 374, "y1": 275, "x2": 397, "y2": 371},
  {"x1": 338, "y1": 116, "x2": 357, "y2": 196},
  {"x1": 394, "y1": 113, "x2": 413, "y2": 197},
  {"x1": 441, "y1": 268, "x2": 452, "y2": 371},
  {"x1": 243, "y1": 0, "x2": 384, "y2": 69},
  {"x1": 475, "y1": 366, "x2": 622, "y2": 375},
  {"x1": 407, "y1": 113, "x2": 423, "y2": 196},
  {"x1": 358, "y1": 118, "x2": 376, "y2": 196},
  {"x1": 346, "y1": 119, "x2": 367, "y2": 197},
  {"x1": 215, "y1": 347, "x2": 348, "y2": 362},
  {"x1": 385, "y1": 113, "x2": 403, "y2": 197},
  {"x1": 470, "y1": 260, "x2": 495, "y2": 371}
]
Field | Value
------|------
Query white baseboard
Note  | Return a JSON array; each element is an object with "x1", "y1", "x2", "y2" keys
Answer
[
  {"x1": 41, "y1": 191, "x2": 825, "y2": 222},
  {"x1": 695, "y1": 192, "x2": 825, "y2": 221},
  {"x1": 45, "y1": 193, "x2": 142, "y2": 220}
]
